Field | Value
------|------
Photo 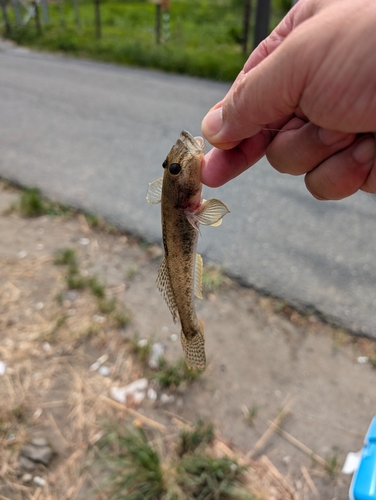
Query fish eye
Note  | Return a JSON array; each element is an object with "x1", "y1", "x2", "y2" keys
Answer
[{"x1": 169, "y1": 163, "x2": 181, "y2": 175}]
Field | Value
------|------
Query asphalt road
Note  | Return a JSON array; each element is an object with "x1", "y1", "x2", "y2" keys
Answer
[{"x1": 1, "y1": 41, "x2": 376, "y2": 338}]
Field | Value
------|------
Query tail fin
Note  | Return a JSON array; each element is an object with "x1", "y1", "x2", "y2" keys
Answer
[{"x1": 180, "y1": 322, "x2": 206, "y2": 371}]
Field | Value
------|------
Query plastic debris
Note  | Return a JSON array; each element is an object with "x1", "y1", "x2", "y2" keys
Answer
[
  {"x1": 357, "y1": 356, "x2": 368, "y2": 364},
  {"x1": 342, "y1": 451, "x2": 362, "y2": 475},
  {"x1": 110, "y1": 378, "x2": 148, "y2": 405},
  {"x1": 149, "y1": 342, "x2": 165, "y2": 369}
]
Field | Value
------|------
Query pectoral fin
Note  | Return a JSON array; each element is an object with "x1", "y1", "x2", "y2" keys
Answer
[
  {"x1": 146, "y1": 177, "x2": 163, "y2": 204},
  {"x1": 156, "y1": 258, "x2": 179, "y2": 323},
  {"x1": 195, "y1": 199, "x2": 230, "y2": 226},
  {"x1": 185, "y1": 199, "x2": 229, "y2": 230}
]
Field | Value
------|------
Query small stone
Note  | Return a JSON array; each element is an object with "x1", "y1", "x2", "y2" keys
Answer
[
  {"x1": 42, "y1": 342, "x2": 51, "y2": 352},
  {"x1": 147, "y1": 388, "x2": 157, "y2": 401},
  {"x1": 19, "y1": 456, "x2": 35, "y2": 471},
  {"x1": 149, "y1": 342, "x2": 165, "y2": 370},
  {"x1": 93, "y1": 315, "x2": 105, "y2": 323},
  {"x1": 98, "y1": 366, "x2": 111, "y2": 377},
  {"x1": 21, "y1": 473, "x2": 33, "y2": 483},
  {"x1": 79, "y1": 237, "x2": 90, "y2": 245},
  {"x1": 33, "y1": 476, "x2": 46, "y2": 487},
  {"x1": 169, "y1": 333, "x2": 178, "y2": 342},
  {"x1": 35, "y1": 302, "x2": 44, "y2": 310},
  {"x1": 18, "y1": 250, "x2": 27, "y2": 259},
  {"x1": 21, "y1": 438, "x2": 53, "y2": 466},
  {"x1": 160, "y1": 393, "x2": 174, "y2": 404}
]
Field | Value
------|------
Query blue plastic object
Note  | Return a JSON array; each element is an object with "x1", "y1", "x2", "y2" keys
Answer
[{"x1": 349, "y1": 417, "x2": 376, "y2": 500}]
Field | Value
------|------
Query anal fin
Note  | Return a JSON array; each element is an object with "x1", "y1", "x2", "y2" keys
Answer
[{"x1": 156, "y1": 258, "x2": 179, "y2": 323}]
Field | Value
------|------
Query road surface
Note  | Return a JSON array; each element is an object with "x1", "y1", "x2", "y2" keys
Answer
[{"x1": 1, "y1": 40, "x2": 376, "y2": 337}]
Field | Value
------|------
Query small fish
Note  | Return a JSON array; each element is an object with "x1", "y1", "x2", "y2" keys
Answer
[{"x1": 146, "y1": 131, "x2": 229, "y2": 370}]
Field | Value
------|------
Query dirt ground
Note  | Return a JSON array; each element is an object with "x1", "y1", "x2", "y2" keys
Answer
[{"x1": 1, "y1": 182, "x2": 376, "y2": 500}]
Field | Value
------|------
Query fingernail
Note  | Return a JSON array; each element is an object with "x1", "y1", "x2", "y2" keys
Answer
[
  {"x1": 353, "y1": 136, "x2": 375, "y2": 164},
  {"x1": 318, "y1": 128, "x2": 351, "y2": 146},
  {"x1": 202, "y1": 107, "x2": 223, "y2": 138}
]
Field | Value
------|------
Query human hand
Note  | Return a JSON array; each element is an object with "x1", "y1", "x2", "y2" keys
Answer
[{"x1": 201, "y1": 0, "x2": 376, "y2": 200}]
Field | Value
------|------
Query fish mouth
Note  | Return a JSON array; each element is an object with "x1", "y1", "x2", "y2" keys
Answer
[{"x1": 180, "y1": 131, "x2": 205, "y2": 154}]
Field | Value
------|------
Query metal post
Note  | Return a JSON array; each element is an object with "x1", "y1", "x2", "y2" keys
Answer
[
  {"x1": 94, "y1": 0, "x2": 101, "y2": 39},
  {"x1": 242, "y1": 0, "x2": 252, "y2": 55},
  {"x1": 32, "y1": 0, "x2": 42, "y2": 35},
  {"x1": 253, "y1": 0, "x2": 271, "y2": 48},
  {"x1": 0, "y1": 0, "x2": 12, "y2": 35},
  {"x1": 12, "y1": 0, "x2": 22, "y2": 26}
]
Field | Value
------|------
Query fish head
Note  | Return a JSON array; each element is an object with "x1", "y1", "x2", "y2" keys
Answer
[{"x1": 162, "y1": 131, "x2": 205, "y2": 209}]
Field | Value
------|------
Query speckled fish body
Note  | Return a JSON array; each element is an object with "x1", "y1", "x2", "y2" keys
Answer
[{"x1": 147, "y1": 131, "x2": 229, "y2": 370}]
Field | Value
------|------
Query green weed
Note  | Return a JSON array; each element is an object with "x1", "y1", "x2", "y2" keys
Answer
[
  {"x1": 178, "y1": 455, "x2": 251, "y2": 499},
  {"x1": 113, "y1": 307, "x2": 132, "y2": 328},
  {"x1": 202, "y1": 265, "x2": 226, "y2": 294},
  {"x1": 100, "y1": 425, "x2": 166, "y2": 500},
  {"x1": 153, "y1": 357, "x2": 201, "y2": 389},
  {"x1": 54, "y1": 248, "x2": 78, "y2": 267},
  {"x1": 97, "y1": 297, "x2": 117, "y2": 314},
  {"x1": 129, "y1": 334, "x2": 152, "y2": 366},
  {"x1": 242, "y1": 404, "x2": 259, "y2": 425},
  {"x1": 324, "y1": 447, "x2": 340, "y2": 478},
  {"x1": 87, "y1": 276, "x2": 106, "y2": 299},
  {"x1": 19, "y1": 188, "x2": 72, "y2": 217},
  {"x1": 177, "y1": 420, "x2": 215, "y2": 456}
]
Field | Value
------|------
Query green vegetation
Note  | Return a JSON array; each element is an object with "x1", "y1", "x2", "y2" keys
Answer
[
  {"x1": 3, "y1": 0, "x2": 288, "y2": 81},
  {"x1": 99, "y1": 421, "x2": 254, "y2": 499},
  {"x1": 177, "y1": 420, "x2": 214, "y2": 456},
  {"x1": 153, "y1": 357, "x2": 202, "y2": 388},
  {"x1": 202, "y1": 265, "x2": 226, "y2": 294},
  {"x1": 18, "y1": 188, "x2": 71, "y2": 217}
]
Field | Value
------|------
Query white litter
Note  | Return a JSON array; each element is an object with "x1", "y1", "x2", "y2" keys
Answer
[
  {"x1": 110, "y1": 378, "x2": 148, "y2": 405},
  {"x1": 357, "y1": 356, "x2": 368, "y2": 364},
  {"x1": 149, "y1": 342, "x2": 165, "y2": 369},
  {"x1": 342, "y1": 451, "x2": 362, "y2": 474},
  {"x1": 33, "y1": 476, "x2": 46, "y2": 487},
  {"x1": 147, "y1": 388, "x2": 158, "y2": 401},
  {"x1": 89, "y1": 354, "x2": 109, "y2": 372},
  {"x1": 98, "y1": 366, "x2": 111, "y2": 377}
]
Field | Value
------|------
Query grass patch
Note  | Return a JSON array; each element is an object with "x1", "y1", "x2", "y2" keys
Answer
[
  {"x1": 99, "y1": 421, "x2": 254, "y2": 500},
  {"x1": 177, "y1": 419, "x2": 215, "y2": 456},
  {"x1": 202, "y1": 265, "x2": 226, "y2": 294},
  {"x1": 100, "y1": 425, "x2": 167, "y2": 499},
  {"x1": 19, "y1": 187, "x2": 72, "y2": 217},
  {"x1": 153, "y1": 357, "x2": 201, "y2": 388},
  {"x1": 4, "y1": 0, "x2": 287, "y2": 82}
]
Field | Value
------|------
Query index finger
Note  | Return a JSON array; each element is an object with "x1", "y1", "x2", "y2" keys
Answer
[{"x1": 201, "y1": 130, "x2": 271, "y2": 187}]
